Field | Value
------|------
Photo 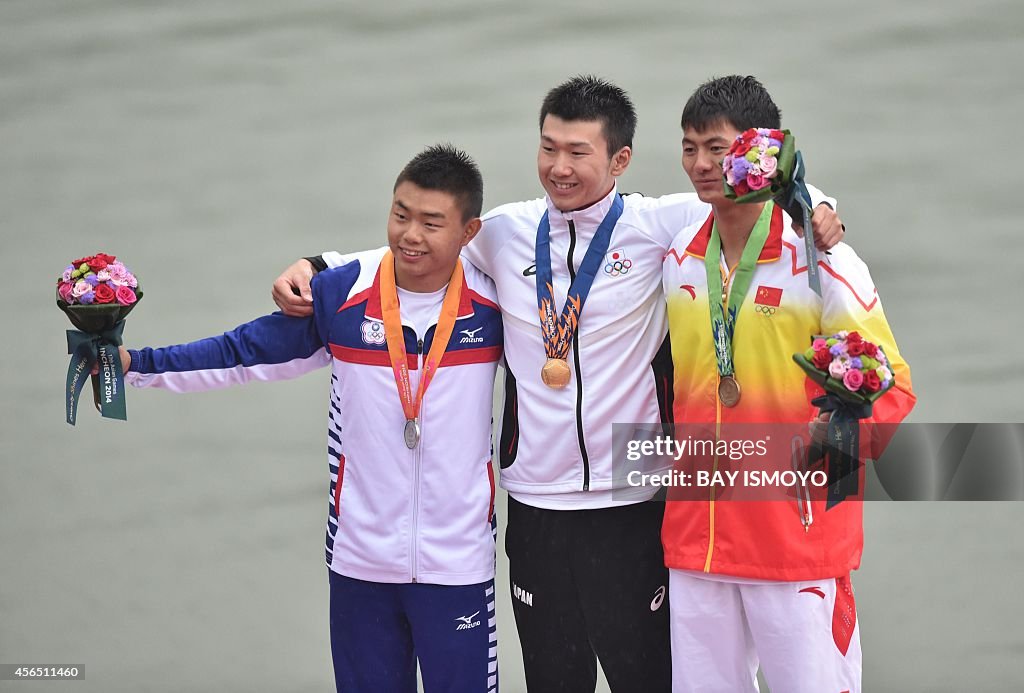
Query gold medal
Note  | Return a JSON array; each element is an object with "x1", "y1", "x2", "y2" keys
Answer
[
  {"x1": 718, "y1": 375, "x2": 741, "y2": 407},
  {"x1": 541, "y1": 358, "x2": 572, "y2": 389}
]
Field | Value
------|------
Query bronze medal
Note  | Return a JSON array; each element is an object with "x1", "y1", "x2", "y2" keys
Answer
[
  {"x1": 541, "y1": 358, "x2": 572, "y2": 389},
  {"x1": 718, "y1": 375, "x2": 741, "y2": 407}
]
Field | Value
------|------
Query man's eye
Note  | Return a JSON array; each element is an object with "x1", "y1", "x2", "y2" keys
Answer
[
  {"x1": 541, "y1": 146, "x2": 554, "y2": 153},
  {"x1": 394, "y1": 212, "x2": 407, "y2": 220}
]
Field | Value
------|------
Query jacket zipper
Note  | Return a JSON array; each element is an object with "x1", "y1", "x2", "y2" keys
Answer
[
  {"x1": 566, "y1": 218, "x2": 590, "y2": 491},
  {"x1": 704, "y1": 262, "x2": 729, "y2": 573},
  {"x1": 410, "y1": 335, "x2": 424, "y2": 583}
]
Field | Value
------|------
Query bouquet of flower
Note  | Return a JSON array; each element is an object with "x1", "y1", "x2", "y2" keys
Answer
[
  {"x1": 721, "y1": 128, "x2": 824, "y2": 296},
  {"x1": 57, "y1": 253, "x2": 142, "y2": 425},
  {"x1": 58, "y1": 254, "x2": 138, "y2": 307},
  {"x1": 722, "y1": 128, "x2": 795, "y2": 201},
  {"x1": 793, "y1": 331, "x2": 895, "y2": 406},
  {"x1": 793, "y1": 331, "x2": 896, "y2": 508}
]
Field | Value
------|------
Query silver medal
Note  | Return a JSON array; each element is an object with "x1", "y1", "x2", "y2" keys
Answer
[{"x1": 403, "y1": 418, "x2": 421, "y2": 449}]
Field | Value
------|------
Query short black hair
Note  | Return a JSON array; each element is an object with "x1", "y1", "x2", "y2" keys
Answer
[
  {"x1": 539, "y1": 75, "x2": 637, "y2": 157},
  {"x1": 681, "y1": 75, "x2": 782, "y2": 133},
  {"x1": 394, "y1": 144, "x2": 484, "y2": 222}
]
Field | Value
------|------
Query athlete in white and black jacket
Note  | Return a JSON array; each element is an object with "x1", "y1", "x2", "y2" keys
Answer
[{"x1": 278, "y1": 76, "x2": 843, "y2": 693}]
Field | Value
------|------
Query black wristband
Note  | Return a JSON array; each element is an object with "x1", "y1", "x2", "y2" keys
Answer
[{"x1": 304, "y1": 255, "x2": 328, "y2": 273}]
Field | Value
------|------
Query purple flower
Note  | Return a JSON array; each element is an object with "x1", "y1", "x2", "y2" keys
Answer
[
  {"x1": 767, "y1": 138, "x2": 782, "y2": 150},
  {"x1": 829, "y1": 343, "x2": 847, "y2": 356},
  {"x1": 850, "y1": 357, "x2": 863, "y2": 370},
  {"x1": 62, "y1": 266, "x2": 75, "y2": 282},
  {"x1": 79, "y1": 291, "x2": 96, "y2": 304},
  {"x1": 731, "y1": 157, "x2": 752, "y2": 178},
  {"x1": 84, "y1": 274, "x2": 100, "y2": 287}
]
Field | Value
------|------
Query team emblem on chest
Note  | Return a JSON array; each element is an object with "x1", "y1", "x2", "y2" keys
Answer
[
  {"x1": 360, "y1": 319, "x2": 386, "y2": 345},
  {"x1": 754, "y1": 285, "x2": 783, "y2": 316},
  {"x1": 603, "y1": 247, "x2": 632, "y2": 277}
]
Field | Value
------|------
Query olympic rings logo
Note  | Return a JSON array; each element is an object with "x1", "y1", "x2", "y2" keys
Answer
[
  {"x1": 604, "y1": 259, "x2": 632, "y2": 277},
  {"x1": 754, "y1": 304, "x2": 777, "y2": 316}
]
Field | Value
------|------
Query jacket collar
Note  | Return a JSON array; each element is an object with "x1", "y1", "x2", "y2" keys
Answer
[
  {"x1": 684, "y1": 203, "x2": 784, "y2": 263},
  {"x1": 363, "y1": 260, "x2": 475, "y2": 321},
  {"x1": 544, "y1": 184, "x2": 619, "y2": 235}
]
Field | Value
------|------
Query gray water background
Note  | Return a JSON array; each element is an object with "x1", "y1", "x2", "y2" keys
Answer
[{"x1": 2, "y1": 1, "x2": 1023, "y2": 690}]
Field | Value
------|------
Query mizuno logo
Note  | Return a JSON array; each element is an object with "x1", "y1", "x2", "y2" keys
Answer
[
  {"x1": 455, "y1": 611, "x2": 481, "y2": 630},
  {"x1": 459, "y1": 327, "x2": 484, "y2": 344},
  {"x1": 522, "y1": 264, "x2": 537, "y2": 276}
]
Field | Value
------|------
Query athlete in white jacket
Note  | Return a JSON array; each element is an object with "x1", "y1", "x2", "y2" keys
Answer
[{"x1": 123, "y1": 146, "x2": 503, "y2": 693}]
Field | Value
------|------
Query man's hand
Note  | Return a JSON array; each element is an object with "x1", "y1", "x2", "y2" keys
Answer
[
  {"x1": 272, "y1": 258, "x2": 315, "y2": 317},
  {"x1": 793, "y1": 204, "x2": 844, "y2": 251},
  {"x1": 809, "y1": 411, "x2": 832, "y2": 445},
  {"x1": 90, "y1": 347, "x2": 131, "y2": 375}
]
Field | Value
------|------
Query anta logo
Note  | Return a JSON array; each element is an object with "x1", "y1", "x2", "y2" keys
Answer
[
  {"x1": 679, "y1": 284, "x2": 696, "y2": 299},
  {"x1": 360, "y1": 319, "x2": 386, "y2": 345},
  {"x1": 522, "y1": 264, "x2": 537, "y2": 277},
  {"x1": 459, "y1": 327, "x2": 484, "y2": 344},
  {"x1": 650, "y1": 585, "x2": 666, "y2": 611},
  {"x1": 754, "y1": 285, "x2": 783, "y2": 317},
  {"x1": 799, "y1": 586, "x2": 826, "y2": 599},
  {"x1": 513, "y1": 583, "x2": 533, "y2": 607},
  {"x1": 604, "y1": 248, "x2": 632, "y2": 277},
  {"x1": 455, "y1": 611, "x2": 481, "y2": 630}
]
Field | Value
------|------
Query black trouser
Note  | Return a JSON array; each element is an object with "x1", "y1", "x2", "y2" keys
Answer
[{"x1": 505, "y1": 496, "x2": 671, "y2": 692}]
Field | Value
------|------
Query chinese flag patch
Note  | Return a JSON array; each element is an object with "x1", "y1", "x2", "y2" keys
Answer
[{"x1": 754, "y1": 285, "x2": 783, "y2": 307}]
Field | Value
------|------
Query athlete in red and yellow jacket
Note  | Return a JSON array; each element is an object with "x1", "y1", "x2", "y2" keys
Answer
[
  {"x1": 659, "y1": 76, "x2": 916, "y2": 693},
  {"x1": 661, "y1": 203, "x2": 915, "y2": 583}
]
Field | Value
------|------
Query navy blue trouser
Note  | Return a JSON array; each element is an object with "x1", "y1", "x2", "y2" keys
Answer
[{"x1": 328, "y1": 571, "x2": 497, "y2": 692}]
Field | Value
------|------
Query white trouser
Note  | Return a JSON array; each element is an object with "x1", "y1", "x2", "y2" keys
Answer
[{"x1": 669, "y1": 569, "x2": 861, "y2": 693}]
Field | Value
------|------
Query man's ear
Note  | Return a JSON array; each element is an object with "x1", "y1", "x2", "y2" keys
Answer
[
  {"x1": 610, "y1": 146, "x2": 632, "y2": 177},
  {"x1": 462, "y1": 217, "x2": 483, "y2": 246}
]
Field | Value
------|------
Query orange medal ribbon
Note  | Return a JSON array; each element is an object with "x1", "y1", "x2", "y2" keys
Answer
[{"x1": 379, "y1": 251, "x2": 464, "y2": 448}]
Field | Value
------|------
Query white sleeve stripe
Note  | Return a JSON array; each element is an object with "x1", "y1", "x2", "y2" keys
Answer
[{"x1": 126, "y1": 350, "x2": 330, "y2": 393}]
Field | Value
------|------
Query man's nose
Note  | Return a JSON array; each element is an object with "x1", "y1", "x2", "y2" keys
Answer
[
  {"x1": 553, "y1": 152, "x2": 573, "y2": 176},
  {"x1": 404, "y1": 222, "x2": 426, "y2": 243}
]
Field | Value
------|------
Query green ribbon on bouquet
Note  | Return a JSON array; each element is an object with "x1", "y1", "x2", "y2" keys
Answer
[{"x1": 65, "y1": 321, "x2": 127, "y2": 425}]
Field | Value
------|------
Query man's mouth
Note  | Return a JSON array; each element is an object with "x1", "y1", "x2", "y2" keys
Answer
[
  {"x1": 399, "y1": 248, "x2": 427, "y2": 257},
  {"x1": 551, "y1": 182, "x2": 577, "y2": 191}
]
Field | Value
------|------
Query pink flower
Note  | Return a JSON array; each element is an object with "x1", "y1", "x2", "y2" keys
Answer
[
  {"x1": 760, "y1": 156, "x2": 778, "y2": 178},
  {"x1": 876, "y1": 366, "x2": 893, "y2": 382},
  {"x1": 812, "y1": 338, "x2": 827, "y2": 350},
  {"x1": 96, "y1": 269, "x2": 111, "y2": 282},
  {"x1": 746, "y1": 173, "x2": 769, "y2": 191},
  {"x1": 58, "y1": 282, "x2": 74, "y2": 303},
  {"x1": 115, "y1": 286, "x2": 137, "y2": 306},
  {"x1": 72, "y1": 280, "x2": 91, "y2": 298},
  {"x1": 843, "y1": 369, "x2": 864, "y2": 391},
  {"x1": 828, "y1": 360, "x2": 848, "y2": 379}
]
